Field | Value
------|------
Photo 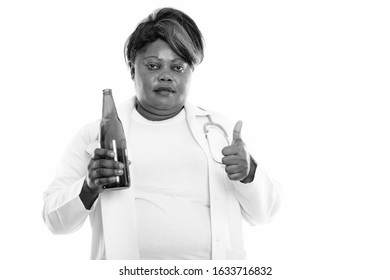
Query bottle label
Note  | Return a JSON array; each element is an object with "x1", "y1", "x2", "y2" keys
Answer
[{"x1": 111, "y1": 139, "x2": 120, "y2": 183}]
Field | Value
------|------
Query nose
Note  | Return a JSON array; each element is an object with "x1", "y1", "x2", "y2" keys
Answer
[{"x1": 158, "y1": 69, "x2": 173, "y2": 82}]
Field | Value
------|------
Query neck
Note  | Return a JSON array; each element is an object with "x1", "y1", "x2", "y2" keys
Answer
[{"x1": 135, "y1": 100, "x2": 183, "y2": 121}]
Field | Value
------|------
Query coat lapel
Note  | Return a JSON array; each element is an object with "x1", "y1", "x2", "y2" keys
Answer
[
  {"x1": 100, "y1": 188, "x2": 139, "y2": 259},
  {"x1": 184, "y1": 102, "x2": 230, "y2": 259}
]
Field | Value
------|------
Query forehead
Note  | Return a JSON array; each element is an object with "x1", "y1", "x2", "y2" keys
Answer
[{"x1": 137, "y1": 39, "x2": 181, "y2": 61}]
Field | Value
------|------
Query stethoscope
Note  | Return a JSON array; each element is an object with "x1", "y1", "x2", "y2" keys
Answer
[{"x1": 203, "y1": 115, "x2": 230, "y2": 164}]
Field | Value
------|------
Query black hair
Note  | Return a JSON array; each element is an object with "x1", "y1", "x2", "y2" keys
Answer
[{"x1": 124, "y1": 7, "x2": 204, "y2": 70}]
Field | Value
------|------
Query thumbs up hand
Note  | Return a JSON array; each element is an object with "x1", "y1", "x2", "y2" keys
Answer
[{"x1": 222, "y1": 120, "x2": 251, "y2": 181}]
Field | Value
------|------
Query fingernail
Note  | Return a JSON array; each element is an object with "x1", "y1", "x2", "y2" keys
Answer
[
  {"x1": 119, "y1": 163, "x2": 124, "y2": 169},
  {"x1": 117, "y1": 170, "x2": 123, "y2": 175},
  {"x1": 109, "y1": 151, "x2": 115, "y2": 157}
]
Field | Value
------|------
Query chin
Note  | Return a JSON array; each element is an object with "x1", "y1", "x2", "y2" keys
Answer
[{"x1": 153, "y1": 99, "x2": 180, "y2": 110}]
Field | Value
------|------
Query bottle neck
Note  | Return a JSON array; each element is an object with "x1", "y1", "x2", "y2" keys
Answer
[{"x1": 102, "y1": 92, "x2": 118, "y2": 119}]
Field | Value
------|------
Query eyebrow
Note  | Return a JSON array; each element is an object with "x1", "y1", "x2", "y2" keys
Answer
[{"x1": 142, "y1": 56, "x2": 186, "y2": 63}]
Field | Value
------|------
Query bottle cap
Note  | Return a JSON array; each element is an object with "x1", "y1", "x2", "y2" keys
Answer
[{"x1": 103, "y1": 88, "x2": 112, "y2": 95}]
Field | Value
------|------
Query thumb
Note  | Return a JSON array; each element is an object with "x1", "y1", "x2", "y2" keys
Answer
[{"x1": 232, "y1": 120, "x2": 243, "y2": 145}]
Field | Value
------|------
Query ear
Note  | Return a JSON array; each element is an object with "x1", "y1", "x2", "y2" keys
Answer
[{"x1": 130, "y1": 64, "x2": 135, "y2": 80}]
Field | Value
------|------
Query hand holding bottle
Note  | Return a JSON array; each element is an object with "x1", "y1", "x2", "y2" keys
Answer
[
  {"x1": 79, "y1": 89, "x2": 130, "y2": 210},
  {"x1": 86, "y1": 148, "x2": 125, "y2": 193}
]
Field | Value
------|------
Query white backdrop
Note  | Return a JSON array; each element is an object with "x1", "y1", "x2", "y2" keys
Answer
[{"x1": 1, "y1": 0, "x2": 389, "y2": 263}]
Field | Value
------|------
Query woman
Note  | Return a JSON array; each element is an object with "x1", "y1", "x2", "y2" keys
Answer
[{"x1": 43, "y1": 7, "x2": 280, "y2": 260}]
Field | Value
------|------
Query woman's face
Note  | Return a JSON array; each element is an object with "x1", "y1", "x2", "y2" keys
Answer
[{"x1": 132, "y1": 39, "x2": 193, "y2": 118}]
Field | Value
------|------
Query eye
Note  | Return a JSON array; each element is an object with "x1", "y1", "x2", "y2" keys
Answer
[
  {"x1": 146, "y1": 63, "x2": 159, "y2": 70},
  {"x1": 172, "y1": 65, "x2": 185, "y2": 72}
]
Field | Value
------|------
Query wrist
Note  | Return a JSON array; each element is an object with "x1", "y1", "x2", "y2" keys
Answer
[
  {"x1": 79, "y1": 180, "x2": 99, "y2": 210},
  {"x1": 81, "y1": 180, "x2": 98, "y2": 195},
  {"x1": 240, "y1": 155, "x2": 257, "y2": 184}
]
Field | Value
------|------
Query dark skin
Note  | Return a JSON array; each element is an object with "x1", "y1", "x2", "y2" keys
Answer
[
  {"x1": 79, "y1": 149, "x2": 124, "y2": 209},
  {"x1": 79, "y1": 40, "x2": 256, "y2": 209},
  {"x1": 131, "y1": 39, "x2": 192, "y2": 121}
]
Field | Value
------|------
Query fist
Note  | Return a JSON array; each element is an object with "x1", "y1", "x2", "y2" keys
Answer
[
  {"x1": 86, "y1": 148, "x2": 125, "y2": 193},
  {"x1": 221, "y1": 120, "x2": 251, "y2": 181}
]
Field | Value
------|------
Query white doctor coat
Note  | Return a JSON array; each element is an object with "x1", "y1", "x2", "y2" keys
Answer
[{"x1": 42, "y1": 97, "x2": 280, "y2": 259}]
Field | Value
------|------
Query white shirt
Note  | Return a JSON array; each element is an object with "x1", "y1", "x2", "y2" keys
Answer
[{"x1": 130, "y1": 109, "x2": 211, "y2": 259}]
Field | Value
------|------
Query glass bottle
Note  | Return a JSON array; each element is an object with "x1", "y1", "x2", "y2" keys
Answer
[{"x1": 100, "y1": 89, "x2": 130, "y2": 190}]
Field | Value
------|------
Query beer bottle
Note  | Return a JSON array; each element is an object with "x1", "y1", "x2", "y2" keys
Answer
[{"x1": 100, "y1": 89, "x2": 130, "y2": 190}]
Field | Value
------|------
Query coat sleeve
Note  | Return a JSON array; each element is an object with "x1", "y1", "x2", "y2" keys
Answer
[
  {"x1": 42, "y1": 121, "x2": 100, "y2": 234},
  {"x1": 232, "y1": 166, "x2": 281, "y2": 225}
]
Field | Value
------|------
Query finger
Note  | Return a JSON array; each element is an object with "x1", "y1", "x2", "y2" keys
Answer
[
  {"x1": 232, "y1": 120, "x2": 243, "y2": 145},
  {"x1": 91, "y1": 168, "x2": 123, "y2": 179},
  {"x1": 222, "y1": 145, "x2": 241, "y2": 156},
  {"x1": 91, "y1": 159, "x2": 124, "y2": 170},
  {"x1": 222, "y1": 155, "x2": 240, "y2": 165},
  {"x1": 225, "y1": 164, "x2": 241, "y2": 174},
  {"x1": 227, "y1": 172, "x2": 244, "y2": 181},
  {"x1": 94, "y1": 177, "x2": 118, "y2": 188},
  {"x1": 92, "y1": 148, "x2": 115, "y2": 160},
  {"x1": 222, "y1": 154, "x2": 249, "y2": 168}
]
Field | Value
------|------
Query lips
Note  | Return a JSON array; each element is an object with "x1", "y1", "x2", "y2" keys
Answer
[{"x1": 153, "y1": 86, "x2": 175, "y2": 94}]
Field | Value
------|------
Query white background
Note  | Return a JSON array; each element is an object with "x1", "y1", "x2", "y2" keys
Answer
[{"x1": 1, "y1": 0, "x2": 389, "y2": 266}]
